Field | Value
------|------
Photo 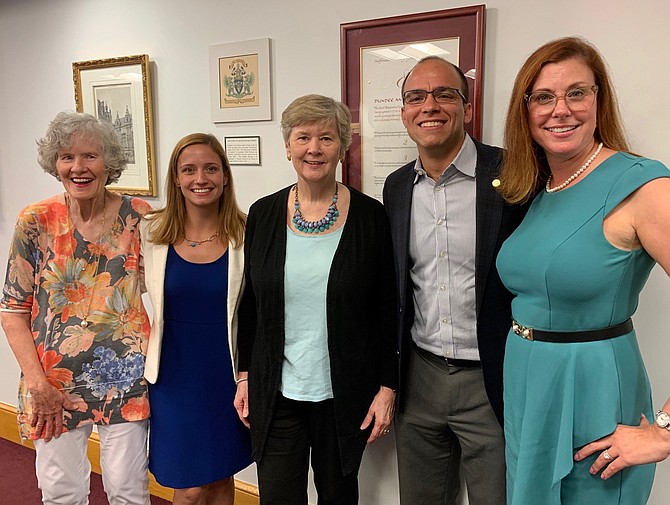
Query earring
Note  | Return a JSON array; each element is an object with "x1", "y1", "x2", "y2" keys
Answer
[{"x1": 287, "y1": 153, "x2": 292, "y2": 161}]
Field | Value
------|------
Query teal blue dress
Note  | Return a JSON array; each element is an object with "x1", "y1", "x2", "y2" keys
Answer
[{"x1": 496, "y1": 153, "x2": 670, "y2": 505}]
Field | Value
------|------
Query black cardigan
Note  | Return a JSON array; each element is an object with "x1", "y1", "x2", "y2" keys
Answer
[{"x1": 238, "y1": 184, "x2": 398, "y2": 474}]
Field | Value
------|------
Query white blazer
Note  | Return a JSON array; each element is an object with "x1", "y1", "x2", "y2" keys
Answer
[{"x1": 140, "y1": 218, "x2": 245, "y2": 384}]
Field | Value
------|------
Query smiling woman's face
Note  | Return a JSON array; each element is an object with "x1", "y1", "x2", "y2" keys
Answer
[
  {"x1": 286, "y1": 120, "x2": 341, "y2": 185},
  {"x1": 527, "y1": 57, "x2": 598, "y2": 166},
  {"x1": 176, "y1": 143, "x2": 227, "y2": 211},
  {"x1": 56, "y1": 133, "x2": 108, "y2": 203}
]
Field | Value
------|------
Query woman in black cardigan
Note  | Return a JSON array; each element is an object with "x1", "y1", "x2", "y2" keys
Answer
[{"x1": 234, "y1": 94, "x2": 398, "y2": 505}]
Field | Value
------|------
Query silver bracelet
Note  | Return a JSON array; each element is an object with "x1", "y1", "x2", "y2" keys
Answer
[{"x1": 235, "y1": 377, "x2": 248, "y2": 385}]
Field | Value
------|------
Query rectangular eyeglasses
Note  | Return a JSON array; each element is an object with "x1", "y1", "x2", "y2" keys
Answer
[{"x1": 402, "y1": 86, "x2": 466, "y2": 105}]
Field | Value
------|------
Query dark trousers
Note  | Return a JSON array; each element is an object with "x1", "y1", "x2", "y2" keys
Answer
[
  {"x1": 395, "y1": 343, "x2": 506, "y2": 505},
  {"x1": 257, "y1": 394, "x2": 359, "y2": 505}
]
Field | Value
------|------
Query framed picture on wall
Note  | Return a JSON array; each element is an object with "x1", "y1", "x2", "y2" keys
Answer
[
  {"x1": 340, "y1": 5, "x2": 486, "y2": 199},
  {"x1": 72, "y1": 54, "x2": 157, "y2": 196},
  {"x1": 209, "y1": 38, "x2": 272, "y2": 123},
  {"x1": 224, "y1": 136, "x2": 262, "y2": 166}
]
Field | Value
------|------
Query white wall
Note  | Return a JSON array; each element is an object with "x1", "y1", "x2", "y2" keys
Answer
[{"x1": 1, "y1": 1, "x2": 669, "y2": 503}]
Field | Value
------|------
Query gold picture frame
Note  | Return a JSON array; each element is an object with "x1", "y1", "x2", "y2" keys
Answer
[{"x1": 73, "y1": 54, "x2": 157, "y2": 196}]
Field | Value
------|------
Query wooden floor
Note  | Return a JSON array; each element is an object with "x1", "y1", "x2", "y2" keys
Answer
[{"x1": 0, "y1": 402, "x2": 259, "y2": 505}]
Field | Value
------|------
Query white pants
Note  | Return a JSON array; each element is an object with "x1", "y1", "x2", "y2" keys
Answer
[{"x1": 34, "y1": 420, "x2": 150, "y2": 505}]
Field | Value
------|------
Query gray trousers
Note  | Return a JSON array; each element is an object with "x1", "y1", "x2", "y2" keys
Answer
[{"x1": 395, "y1": 343, "x2": 506, "y2": 505}]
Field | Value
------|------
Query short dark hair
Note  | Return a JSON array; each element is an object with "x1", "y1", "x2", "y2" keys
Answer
[{"x1": 401, "y1": 56, "x2": 469, "y2": 103}]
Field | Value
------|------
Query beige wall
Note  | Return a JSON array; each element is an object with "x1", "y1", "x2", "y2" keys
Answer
[{"x1": 1, "y1": 1, "x2": 669, "y2": 503}]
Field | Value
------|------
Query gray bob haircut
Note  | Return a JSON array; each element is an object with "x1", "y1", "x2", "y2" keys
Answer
[
  {"x1": 280, "y1": 94, "x2": 352, "y2": 157},
  {"x1": 37, "y1": 111, "x2": 128, "y2": 184}
]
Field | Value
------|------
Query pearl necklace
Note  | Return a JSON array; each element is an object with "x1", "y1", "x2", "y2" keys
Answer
[
  {"x1": 292, "y1": 183, "x2": 339, "y2": 234},
  {"x1": 184, "y1": 233, "x2": 218, "y2": 247},
  {"x1": 546, "y1": 142, "x2": 603, "y2": 193},
  {"x1": 66, "y1": 192, "x2": 107, "y2": 328}
]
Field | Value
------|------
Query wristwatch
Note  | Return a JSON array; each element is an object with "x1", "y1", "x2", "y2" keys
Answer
[{"x1": 655, "y1": 410, "x2": 670, "y2": 431}]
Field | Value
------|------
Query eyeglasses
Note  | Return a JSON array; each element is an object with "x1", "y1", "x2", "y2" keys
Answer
[
  {"x1": 524, "y1": 85, "x2": 599, "y2": 115},
  {"x1": 402, "y1": 86, "x2": 466, "y2": 105}
]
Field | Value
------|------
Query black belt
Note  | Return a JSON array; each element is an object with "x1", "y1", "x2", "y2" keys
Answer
[
  {"x1": 413, "y1": 342, "x2": 481, "y2": 368},
  {"x1": 512, "y1": 318, "x2": 633, "y2": 343}
]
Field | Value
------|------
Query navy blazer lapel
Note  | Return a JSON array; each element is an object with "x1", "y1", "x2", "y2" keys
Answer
[
  {"x1": 387, "y1": 164, "x2": 415, "y2": 311},
  {"x1": 474, "y1": 141, "x2": 504, "y2": 317}
]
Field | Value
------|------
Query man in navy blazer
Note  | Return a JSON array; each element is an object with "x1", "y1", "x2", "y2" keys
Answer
[{"x1": 383, "y1": 57, "x2": 527, "y2": 505}]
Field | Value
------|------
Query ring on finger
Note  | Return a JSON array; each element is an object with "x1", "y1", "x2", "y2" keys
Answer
[
  {"x1": 603, "y1": 449, "x2": 612, "y2": 460},
  {"x1": 382, "y1": 429, "x2": 390, "y2": 435}
]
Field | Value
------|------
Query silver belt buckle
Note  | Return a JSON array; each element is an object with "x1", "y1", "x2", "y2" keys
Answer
[{"x1": 512, "y1": 320, "x2": 534, "y2": 341}]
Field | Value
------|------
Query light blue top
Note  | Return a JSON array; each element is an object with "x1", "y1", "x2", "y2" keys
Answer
[
  {"x1": 409, "y1": 133, "x2": 478, "y2": 360},
  {"x1": 282, "y1": 225, "x2": 344, "y2": 401}
]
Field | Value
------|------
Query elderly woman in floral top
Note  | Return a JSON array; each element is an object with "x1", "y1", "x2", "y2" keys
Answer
[{"x1": 1, "y1": 112, "x2": 152, "y2": 505}]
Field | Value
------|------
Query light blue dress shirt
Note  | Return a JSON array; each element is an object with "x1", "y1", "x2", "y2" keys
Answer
[{"x1": 409, "y1": 134, "x2": 479, "y2": 360}]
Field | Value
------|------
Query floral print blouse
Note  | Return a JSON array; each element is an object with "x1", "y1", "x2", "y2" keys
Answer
[{"x1": 1, "y1": 194, "x2": 152, "y2": 439}]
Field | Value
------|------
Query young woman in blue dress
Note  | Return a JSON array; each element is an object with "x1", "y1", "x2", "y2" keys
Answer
[{"x1": 142, "y1": 133, "x2": 252, "y2": 505}]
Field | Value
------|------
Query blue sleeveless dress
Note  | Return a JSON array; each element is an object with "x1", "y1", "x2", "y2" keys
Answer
[
  {"x1": 496, "y1": 153, "x2": 670, "y2": 504},
  {"x1": 148, "y1": 246, "x2": 252, "y2": 488}
]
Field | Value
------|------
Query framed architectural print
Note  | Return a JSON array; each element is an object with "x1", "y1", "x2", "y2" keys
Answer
[
  {"x1": 341, "y1": 6, "x2": 486, "y2": 198},
  {"x1": 73, "y1": 54, "x2": 157, "y2": 196},
  {"x1": 209, "y1": 38, "x2": 272, "y2": 123}
]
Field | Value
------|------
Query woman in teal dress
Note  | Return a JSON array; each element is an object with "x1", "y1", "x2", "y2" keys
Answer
[{"x1": 496, "y1": 37, "x2": 670, "y2": 504}]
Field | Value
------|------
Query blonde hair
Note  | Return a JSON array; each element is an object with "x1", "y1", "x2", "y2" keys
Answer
[
  {"x1": 498, "y1": 36, "x2": 632, "y2": 204},
  {"x1": 146, "y1": 133, "x2": 246, "y2": 247}
]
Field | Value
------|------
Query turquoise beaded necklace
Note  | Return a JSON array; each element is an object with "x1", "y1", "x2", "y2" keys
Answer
[{"x1": 292, "y1": 183, "x2": 339, "y2": 234}]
